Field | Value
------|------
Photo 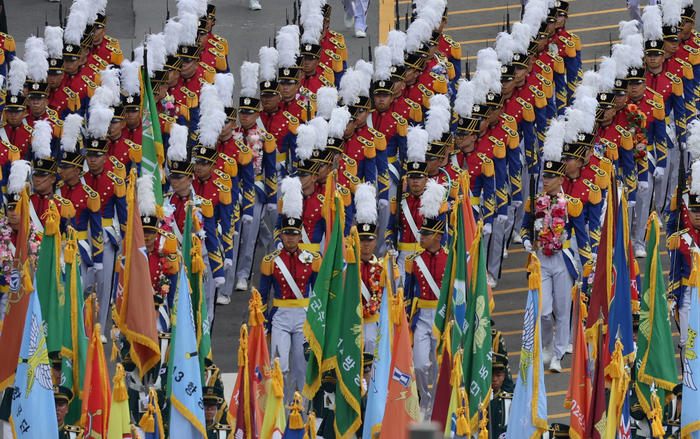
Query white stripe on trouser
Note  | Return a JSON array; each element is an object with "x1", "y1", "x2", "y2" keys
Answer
[
  {"x1": 413, "y1": 308, "x2": 438, "y2": 414},
  {"x1": 654, "y1": 140, "x2": 679, "y2": 215},
  {"x1": 487, "y1": 220, "x2": 504, "y2": 280},
  {"x1": 236, "y1": 198, "x2": 276, "y2": 282},
  {"x1": 270, "y1": 307, "x2": 308, "y2": 406},
  {"x1": 226, "y1": 214, "x2": 242, "y2": 296},
  {"x1": 539, "y1": 251, "x2": 573, "y2": 361},
  {"x1": 80, "y1": 260, "x2": 97, "y2": 297},
  {"x1": 375, "y1": 181, "x2": 397, "y2": 256},
  {"x1": 397, "y1": 250, "x2": 411, "y2": 285},
  {"x1": 363, "y1": 321, "x2": 378, "y2": 355},
  {"x1": 679, "y1": 285, "x2": 692, "y2": 348},
  {"x1": 631, "y1": 179, "x2": 652, "y2": 251},
  {"x1": 503, "y1": 158, "x2": 529, "y2": 250},
  {"x1": 203, "y1": 253, "x2": 215, "y2": 326},
  {"x1": 98, "y1": 232, "x2": 117, "y2": 336}
]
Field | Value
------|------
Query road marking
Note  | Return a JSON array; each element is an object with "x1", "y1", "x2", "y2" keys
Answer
[
  {"x1": 546, "y1": 390, "x2": 568, "y2": 397},
  {"x1": 492, "y1": 308, "x2": 526, "y2": 316},
  {"x1": 450, "y1": 20, "x2": 622, "y2": 36},
  {"x1": 548, "y1": 412, "x2": 571, "y2": 419},
  {"x1": 493, "y1": 287, "x2": 528, "y2": 296},
  {"x1": 378, "y1": 0, "x2": 394, "y2": 44}
]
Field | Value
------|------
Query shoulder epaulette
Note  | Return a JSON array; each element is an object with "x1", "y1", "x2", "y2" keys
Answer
[
  {"x1": 582, "y1": 179, "x2": 602, "y2": 204},
  {"x1": 319, "y1": 75, "x2": 334, "y2": 87},
  {"x1": 208, "y1": 39, "x2": 226, "y2": 53},
  {"x1": 213, "y1": 179, "x2": 232, "y2": 205},
  {"x1": 337, "y1": 184, "x2": 352, "y2": 205},
  {"x1": 676, "y1": 57, "x2": 695, "y2": 79},
  {"x1": 179, "y1": 86, "x2": 199, "y2": 108},
  {"x1": 666, "y1": 71, "x2": 683, "y2": 96},
  {"x1": 108, "y1": 156, "x2": 126, "y2": 178},
  {"x1": 324, "y1": 49, "x2": 344, "y2": 72},
  {"x1": 195, "y1": 195, "x2": 214, "y2": 217},
  {"x1": 218, "y1": 153, "x2": 238, "y2": 177},
  {"x1": 528, "y1": 85, "x2": 546, "y2": 108},
  {"x1": 283, "y1": 111, "x2": 300, "y2": 134},
  {"x1": 261, "y1": 130, "x2": 277, "y2": 153},
  {"x1": 477, "y1": 152, "x2": 494, "y2": 177},
  {"x1": 565, "y1": 194, "x2": 583, "y2": 217},
  {"x1": 234, "y1": 139, "x2": 253, "y2": 165},
  {"x1": 310, "y1": 251, "x2": 322, "y2": 272},
  {"x1": 107, "y1": 171, "x2": 126, "y2": 197},
  {"x1": 212, "y1": 33, "x2": 229, "y2": 54},
  {"x1": 367, "y1": 127, "x2": 386, "y2": 151},
  {"x1": 516, "y1": 97, "x2": 535, "y2": 122},
  {"x1": 615, "y1": 125, "x2": 633, "y2": 150},
  {"x1": 535, "y1": 59, "x2": 552, "y2": 75},
  {"x1": 404, "y1": 250, "x2": 423, "y2": 274},
  {"x1": 83, "y1": 184, "x2": 101, "y2": 212},
  {"x1": 82, "y1": 75, "x2": 97, "y2": 98},
  {"x1": 52, "y1": 194, "x2": 76, "y2": 219},
  {"x1": 0, "y1": 32, "x2": 15, "y2": 52},
  {"x1": 261, "y1": 249, "x2": 281, "y2": 276},
  {"x1": 1, "y1": 140, "x2": 19, "y2": 160},
  {"x1": 159, "y1": 113, "x2": 176, "y2": 133},
  {"x1": 488, "y1": 136, "x2": 506, "y2": 159},
  {"x1": 429, "y1": 71, "x2": 448, "y2": 94}
]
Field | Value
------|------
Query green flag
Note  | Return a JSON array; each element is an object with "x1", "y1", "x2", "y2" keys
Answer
[
  {"x1": 140, "y1": 65, "x2": 164, "y2": 207},
  {"x1": 634, "y1": 213, "x2": 678, "y2": 414},
  {"x1": 462, "y1": 230, "x2": 492, "y2": 433},
  {"x1": 434, "y1": 207, "x2": 457, "y2": 348},
  {"x1": 304, "y1": 195, "x2": 345, "y2": 398},
  {"x1": 332, "y1": 229, "x2": 363, "y2": 438},
  {"x1": 61, "y1": 228, "x2": 89, "y2": 425},
  {"x1": 35, "y1": 202, "x2": 64, "y2": 354}
]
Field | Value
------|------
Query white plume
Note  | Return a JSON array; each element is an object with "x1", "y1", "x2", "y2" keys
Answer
[
  {"x1": 692, "y1": 160, "x2": 700, "y2": 195},
  {"x1": 8, "y1": 58, "x2": 27, "y2": 96},
  {"x1": 354, "y1": 59, "x2": 373, "y2": 96},
  {"x1": 474, "y1": 47, "x2": 502, "y2": 93},
  {"x1": 597, "y1": 56, "x2": 617, "y2": 91},
  {"x1": 44, "y1": 26, "x2": 64, "y2": 59},
  {"x1": 309, "y1": 117, "x2": 329, "y2": 149},
  {"x1": 425, "y1": 94, "x2": 451, "y2": 142},
  {"x1": 328, "y1": 106, "x2": 351, "y2": 138},
  {"x1": 387, "y1": 30, "x2": 407, "y2": 65},
  {"x1": 316, "y1": 87, "x2": 338, "y2": 120},
  {"x1": 296, "y1": 123, "x2": 316, "y2": 160},
  {"x1": 214, "y1": 73, "x2": 235, "y2": 107},
  {"x1": 168, "y1": 124, "x2": 189, "y2": 161},
  {"x1": 681, "y1": 0, "x2": 693, "y2": 6},
  {"x1": 98, "y1": 66, "x2": 121, "y2": 104},
  {"x1": 259, "y1": 46, "x2": 279, "y2": 82},
  {"x1": 177, "y1": 0, "x2": 207, "y2": 17},
  {"x1": 495, "y1": 31, "x2": 517, "y2": 65},
  {"x1": 280, "y1": 176, "x2": 304, "y2": 219},
  {"x1": 580, "y1": 70, "x2": 600, "y2": 91},
  {"x1": 87, "y1": 102, "x2": 114, "y2": 139},
  {"x1": 164, "y1": 18, "x2": 185, "y2": 55},
  {"x1": 619, "y1": 20, "x2": 640, "y2": 42},
  {"x1": 454, "y1": 79, "x2": 474, "y2": 118},
  {"x1": 198, "y1": 84, "x2": 226, "y2": 147},
  {"x1": 565, "y1": 85, "x2": 597, "y2": 141},
  {"x1": 64, "y1": 0, "x2": 88, "y2": 45},
  {"x1": 511, "y1": 22, "x2": 534, "y2": 53},
  {"x1": 407, "y1": 126, "x2": 429, "y2": 162},
  {"x1": 643, "y1": 5, "x2": 664, "y2": 41},
  {"x1": 24, "y1": 37, "x2": 48, "y2": 83},
  {"x1": 623, "y1": 32, "x2": 645, "y2": 68},
  {"x1": 7, "y1": 160, "x2": 31, "y2": 196},
  {"x1": 137, "y1": 174, "x2": 157, "y2": 217},
  {"x1": 611, "y1": 43, "x2": 635, "y2": 77},
  {"x1": 354, "y1": 183, "x2": 378, "y2": 225},
  {"x1": 301, "y1": 0, "x2": 324, "y2": 44},
  {"x1": 339, "y1": 67, "x2": 362, "y2": 105},
  {"x1": 662, "y1": 0, "x2": 683, "y2": 25},
  {"x1": 178, "y1": 12, "x2": 200, "y2": 47},
  {"x1": 61, "y1": 114, "x2": 84, "y2": 153},
  {"x1": 32, "y1": 120, "x2": 53, "y2": 160},
  {"x1": 120, "y1": 59, "x2": 142, "y2": 97},
  {"x1": 419, "y1": 2, "x2": 442, "y2": 30},
  {"x1": 687, "y1": 119, "x2": 700, "y2": 161},
  {"x1": 522, "y1": 0, "x2": 548, "y2": 31},
  {"x1": 419, "y1": 179, "x2": 447, "y2": 218},
  {"x1": 373, "y1": 45, "x2": 392, "y2": 81},
  {"x1": 277, "y1": 25, "x2": 300, "y2": 68},
  {"x1": 133, "y1": 45, "x2": 144, "y2": 66},
  {"x1": 406, "y1": 18, "x2": 432, "y2": 53},
  {"x1": 240, "y1": 61, "x2": 259, "y2": 98},
  {"x1": 543, "y1": 116, "x2": 565, "y2": 161},
  {"x1": 146, "y1": 33, "x2": 167, "y2": 75}
]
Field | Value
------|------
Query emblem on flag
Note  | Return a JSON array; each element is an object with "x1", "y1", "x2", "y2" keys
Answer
[{"x1": 392, "y1": 367, "x2": 411, "y2": 387}]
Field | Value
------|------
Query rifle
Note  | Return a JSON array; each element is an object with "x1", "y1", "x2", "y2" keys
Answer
[
  {"x1": 529, "y1": 173, "x2": 536, "y2": 252},
  {"x1": 395, "y1": 0, "x2": 400, "y2": 30}
]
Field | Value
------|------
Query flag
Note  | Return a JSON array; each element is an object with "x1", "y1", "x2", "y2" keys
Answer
[
  {"x1": 429, "y1": 322, "x2": 453, "y2": 431},
  {"x1": 139, "y1": 389, "x2": 165, "y2": 439},
  {"x1": 107, "y1": 364, "x2": 133, "y2": 439},
  {"x1": 332, "y1": 228, "x2": 363, "y2": 438},
  {"x1": 380, "y1": 288, "x2": 419, "y2": 439},
  {"x1": 230, "y1": 324, "x2": 255, "y2": 439},
  {"x1": 181, "y1": 202, "x2": 211, "y2": 383},
  {"x1": 34, "y1": 201, "x2": 63, "y2": 354},
  {"x1": 433, "y1": 205, "x2": 459, "y2": 345},
  {"x1": 80, "y1": 323, "x2": 112, "y2": 439},
  {"x1": 585, "y1": 189, "x2": 615, "y2": 339},
  {"x1": 462, "y1": 229, "x2": 492, "y2": 433},
  {"x1": 362, "y1": 255, "x2": 394, "y2": 439},
  {"x1": 584, "y1": 318, "x2": 607, "y2": 439},
  {"x1": 604, "y1": 339, "x2": 631, "y2": 439},
  {"x1": 303, "y1": 194, "x2": 345, "y2": 397},
  {"x1": 260, "y1": 358, "x2": 286, "y2": 439},
  {"x1": 61, "y1": 228, "x2": 89, "y2": 425},
  {"x1": 114, "y1": 171, "x2": 160, "y2": 378},
  {"x1": 506, "y1": 254, "x2": 547, "y2": 439},
  {"x1": 564, "y1": 285, "x2": 591, "y2": 439},
  {"x1": 167, "y1": 265, "x2": 207, "y2": 439},
  {"x1": 11, "y1": 280, "x2": 59, "y2": 439},
  {"x1": 444, "y1": 348, "x2": 464, "y2": 437},
  {"x1": 634, "y1": 212, "x2": 678, "y2": 415},
  {"x1": 139, "y1": 61, "x2": 164, "y2": 207},
  {"x1": 281, "y1": 392, "x2": 305, "y2": 439},
  {"x1": 681, "y1": 250, "x2": 700, "y2": 438},
  {"x1": 618, "y1": 391, "x2": 632, "y2": 439},
  {"x1": 608, "y1": 193, "x2": 634, "y2": 357},
  {"x1": 241, "y1": 289, "x2": 270, "y2": 434},
  {"x1": 0, "y1": 187, "x2": 30, "y2": 391}
]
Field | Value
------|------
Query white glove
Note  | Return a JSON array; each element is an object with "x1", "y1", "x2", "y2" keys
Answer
[
  {"x1": 224, "y1": 258, "x2": 233, "y2": 269},
  {"x1": 628, "y1": 200, "x2": 636, "y2": 209},
  {"x1": 638, "y1": 180, "x2": 649, "y2": 190},
  {"x1": 495, "y1": 214, "x2": 508, "y2": 225},
  {"x1": 214, "y1": 276, "x2": 226, "y2": 288},
  {"x1": 653, "y1": 167, "x2": 665, "y2": 180},
  {"x1": 378, "y1": 199, "x2": 390, "y2": 209},
  {"x1": 523, "y1": 240, "x2": 533, "y2": 253},
  {"x1": 681, "y1": 142, "x2": 687, "y2": 152},
  {"x1": 483, "y1": 223, "x2": 492, "y2": 235},
  {"x1": 512, "y1": 200, "x2": 523, "y2": 208},
  {"x1": 265, "y1": 203, "x2": 278, "y2": 214},
  {"x1": 242, "y1": 214, "x2": 254, "y2": 225},
  {"x1": 93, "y1": 263, "x2": 103, "y2": 271},
  {"x1": 277, "y1": 241, "x2": 284, "y2": 250}
]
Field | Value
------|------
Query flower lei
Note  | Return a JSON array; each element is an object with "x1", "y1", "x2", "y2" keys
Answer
[
  {"x1": 533, "y1": 193, "x2": 568, "y2": 256},
  {"x1": 626, "y1": 103, "x2": 648, "y2": 161},
  {"x1": 362, "y1": 258, "x2": 383, "y2": 317},
  {"x1": 0, "y1": 217, "x2": 41, "y2": 283},
  {"x1": 234, "y1": 128, "x2": 264, "y2": 175},
  {"x1": 161, "y1": 94, "x2": 177, "y2": 118}
]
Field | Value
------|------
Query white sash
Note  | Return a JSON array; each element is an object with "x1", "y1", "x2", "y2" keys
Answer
[
  {"x1": 29, "y1": 201, "x2": 45, "y2": 233},
  {"x1": 273, "y1": 256, "x2": 305, "y2": 300},
  {"x1": 0, "y1": 126, "x2": 9, "y2": 145},
  {"x1": 401, "y1": 198, "x2": 421, "y2": 242},
  {"x1": 414, "y1": 255, "x2": 440, "y2": 299},
  {"x1": 301, "y1": 226, "x2": 311, "y2": 244},
  {"x1": 366, "y1": 114, "x2": 374, "y2": 129},
  {"x1": 360, "y1": 278, "x2": 371, "y2": 302}
]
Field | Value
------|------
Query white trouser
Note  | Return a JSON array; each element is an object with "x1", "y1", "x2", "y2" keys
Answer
[
  {"x1": 363, "y1": 321, "x2": 379, "y2": 355},
  {"x1": 224, "y1": 214, "x2": 241, "y2": 297},
  {"x1": 679, "y1": 286, "x2": 692, "y2": 348},
  {"x1": 236, "y1": 198, "x2": 276, "y2": 282},
  {"x1": 632, "y1": 180, "x2": 652, "y2": 251},
  {"x1": 539, "y1": 251, "x2": 573, "y2": 361},
  {"x1": 413, "y1": 308, "x2": 438, "y2": 413},
  {"x1": 343, "y1": 0, "x2": 369, "y2": 31},
  {"x1": 270, "y1": 307, "x2": 307, "y2": 406},
  {"x1": 202, "y1": 253, "x2": 215, "y2": 326},
  {"x1": 80, "y1": 259, "x2": 97, "y2": 297},
  {"x1": 397, "y1": 250, "x2": 412, "y2": 285},
  {"x1": 98, "y1": 232, "x2": 118, "y2": 336},
  {"x1": 487, "y1": 219, "x2": 506, "y2": 280},
  {"x1": 376, "y1": 182, "x2": 397, "y2": 257},
  {"x1": 504, "y1": 162, "x2": 530, "y2": 250},
  {"x1": 627, "y1": 0, "x2": 658, "y2": 24},
  {"x1": 654, "y1": 142, "x2": 679, "y2": 215}
]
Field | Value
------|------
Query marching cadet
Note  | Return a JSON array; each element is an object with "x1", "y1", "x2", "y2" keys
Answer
[
  {"x1": 82, "y1": 99, "x2": 128, "y2": 342},
  {"x1": 24, "y1": 37, "x2": 63, "y2": 131},
  {"x1": 169, "y1": 13, "x2": 205, "y2": 125},
  {"x1": 660, "y1": 0, "x2": 696, "y2": 120},
  {"x1": 0, "y1": 26, "x2": 15, "y2": 78},
  {"x1": 119, "y1": 59, "x2": 144, "y2": 147},
  {"x1": 386, "y1": 29, "x2": 423, "y2": 125},
  {"x1": 1, "y1": 59, "x2": 28, "y2": 178},
  {"x1": 298, "y1": 0, "x2": 335, "y2": 96},
  {"x1": 521, "y1": 118, "x2": 591, "y2": 373},
  {"x1": 258, "y1": 46, "x2": 299, "y2": 178},
  {"x1": 276, "y1": 25, "x2": 311, "y2": 122},
  {"x1": 319, "y1": 2, "x2": 348, "y2": 85},
  {"x1": 678, "y1": 1, "x2": 700, "y2": 108},
  {"x1": 488, "y1": 351, "x2": 514, "y2": 439},
  {"x1": 55, "y1": 387, "x2": 84, "y2": 439},
  {"x1": 354, "y1": 182, "x2": 383, "y2": 354},
  {"x1": 57, "y1": 114, "x2": 104, "y2": 295},
  {"x1": 61, "y1": 4, "x2": 97, "y2": 116},
  {"x1": 89, "y1": 5, "x2": 123, "y2": 67},
  {"x1": 424, "y1": 94, "x2": 458, "y2": 203},
  {"x1": 191, "y1": 84, "x2": 234, "y2": 319},
  {"x1": 387, "y1": 126, "x2": 429, "y2": 277},
  {"x1": 550, "y1": 0, "x2": 583, "y2": 104},
  {"x1": 259, "y1": 176, "x2": 320, "y2": 404},
  {"x1": 370, "y1": 46, "x2": 408, "y2": 255},
  {"x1": 45, "y1": 26, "x2": 80, "y2": 118},
  {"x1": 402, "y1": 19, "x2": 437, "y2": 111},
  {"x1": 433, "y1": 2, "x2": 463, "y2": 83},
  {"x1": 198, "y1": 4, "x2": 230, "y2": 74},
  {"x1": 405, "y1": 178, "x2": 448, "y2": 416},
  {"x1": 204, "y1": 383, "x2": 232, "y2": 439},
  {"x1": 233, "y1": 62, "x2": 278, "y2": 292}
]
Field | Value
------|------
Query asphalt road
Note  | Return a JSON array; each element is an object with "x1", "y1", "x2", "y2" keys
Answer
[{"x1": 5, "y1": 0, "x2": 682, "y2": 424}]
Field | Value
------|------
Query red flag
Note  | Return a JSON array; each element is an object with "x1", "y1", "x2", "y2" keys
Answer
[
  {"x1": 430, "y1": 325, "x2": 453, "y2": 430},
  {"x1": 0, "y1": 188, "x2": 31, "y2": 391},
  {"x1": 585, "y1": 193, "x2": 616, "y2": 338},
  {"x1": 229, "y1": 324, "x2": 256, "y2": 439},
  {"x1": 81, "y1": 323, "x2": 112, "y2": 438},
  {"x1": 584, "y1": 320, "x2": 608, "y2": 439},
  {"x1": 114, "y1": 171, "x2": 160, "y2": 377},
  {"x1": 380, "y1": 289, "x2": 420, "y2": 439},
  {"x1": 247, "y1": 289, "x2": 271, "y2": 434},
  {"x1": 565, "y1": 286, "x2": 592, "y2": 439}
]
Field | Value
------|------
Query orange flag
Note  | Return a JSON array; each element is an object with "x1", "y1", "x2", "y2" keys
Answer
[
  {"x1": 247, "y1": 289, "x2": 271, "y2": 434},
  {"x1": 565, "y1": 286, "x2": 591, "y2": 439},
  {"x1": 380, "y1": 288, "x2": 420, "y2": 439},
  {"x1": 229, "y1": 324, "x2": 255, "y2": 439},
  {"x1": 81, "y1": 323, "x2": 112, "y2": 438},
  {"x1": 0, "y1": 187, "x2": 31, "y2": 391},
  {"x1": 114, "y1": 170, "x2": 160, "y2": 377}
]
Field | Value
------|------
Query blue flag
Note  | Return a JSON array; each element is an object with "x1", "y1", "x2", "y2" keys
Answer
[
  {"x1": 168, "y1": 266, "x2": 206, "y2": 439},
  {"x1": 608, "y1": 196, "x2": 634, "y2": 356},
  {"x1": 506, "y1": 256, "x2": 547, "y2": 438},
  {"x1": 11, "y1": 286, "x2": 59, "y2": 439},
  {"x1": 681, "y1": 281, "x2": 700, "y2": 438},
  {"x1": 362, "y1": 285, "x2": 392, "y2": 439}
]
